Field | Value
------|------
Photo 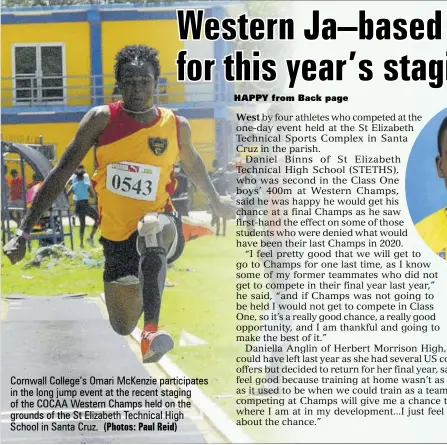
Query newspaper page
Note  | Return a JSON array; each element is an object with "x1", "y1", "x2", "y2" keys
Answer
[
  {"x1": 229, "y1": 1, "x2": 447, "y2": 443},
  {"x1": 1, "y1": 1, "x2": 446, "y2": 444}
]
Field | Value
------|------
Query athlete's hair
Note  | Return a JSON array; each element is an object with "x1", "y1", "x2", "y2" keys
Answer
[
  {"x1": 114, "y1": 45, "x2": 161, "y2": 83},
  {"x1": 438, "y1": 117, "x2": 447, "y2": 155}
]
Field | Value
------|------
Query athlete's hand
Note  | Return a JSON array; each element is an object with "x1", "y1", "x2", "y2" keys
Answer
[
  {"x1": 212, "y1": 196, "x2": 236, "y2": 219},
  {"x1": 3, "y1": 236, "x2": 27, "y2": 265}
]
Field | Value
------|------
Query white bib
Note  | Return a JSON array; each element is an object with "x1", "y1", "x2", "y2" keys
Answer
[{"x1": 106, "y1": 162, "x2": 160, "y2": 201}]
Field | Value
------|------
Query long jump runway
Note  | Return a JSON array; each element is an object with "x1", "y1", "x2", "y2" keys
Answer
[{"x1": 1, "y1": 296, "x2": 206, "y2": 443}]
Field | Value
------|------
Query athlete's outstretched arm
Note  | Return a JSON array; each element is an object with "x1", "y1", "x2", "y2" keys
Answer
[
  {"x1": 20, "y1": 107, "x2": 108, "y2": 233},
  {"x1": 177, "y1": 116, "x2": 233, "y2": 217},
  {"x1": 3, "y1": 106, "x2": 109, "y2": 264}
]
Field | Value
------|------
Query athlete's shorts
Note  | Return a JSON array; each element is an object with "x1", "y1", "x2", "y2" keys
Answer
[
  {"x1": 75, "y1": 200, "x2": 99, "y2": 222},
  {"x1": 100, "y1": 213, "x2": 184, "y2": 283}
]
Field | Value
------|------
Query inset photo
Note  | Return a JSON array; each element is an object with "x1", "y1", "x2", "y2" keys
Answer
[{"x1": 406, "y1": 109, "x2": 447, "y2": 260}]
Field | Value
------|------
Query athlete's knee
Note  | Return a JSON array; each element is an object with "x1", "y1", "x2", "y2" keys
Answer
[
  {"x1": 137, "y1": 213, "x2": 177, "y2": 257},
  {"x1": 138, "y1": 213, "x2": 165, "y2": 247},
  {"x1": 108, "y1": 307, "x2": 140, "y2": 336},
  {"x1": 108, "y1": 318, "x2": 136, "y2": 336}
]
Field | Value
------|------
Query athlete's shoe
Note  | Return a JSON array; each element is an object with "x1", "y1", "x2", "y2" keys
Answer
[
  {"x1": 86, "y1": 237, "x2": 94, "y2": 247},
  {"x1": 141, "y1": 325, "x2": 174, "y2": 363}
]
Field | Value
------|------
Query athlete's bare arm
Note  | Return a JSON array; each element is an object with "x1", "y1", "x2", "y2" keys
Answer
[
  {"x1": 177, "y1": 116, "x2": 231, "y2": 216},
  {"x1": 3, "y1": 106, "x2": 109, "y2": 264},
  {"x1": 21, "y1": 107, "x2": 109, "y2": 233}
]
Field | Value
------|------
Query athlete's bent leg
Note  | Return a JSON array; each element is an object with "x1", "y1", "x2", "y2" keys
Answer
[
  {"x1": 104, "y1": 277, "x2": 142, "y2": 335},
  {"x1": 101, "y1": 233, "x2": 142, "y2": 335},
  {"x1": 137, "y1": 213, "x2": 182, "y2": 363}
]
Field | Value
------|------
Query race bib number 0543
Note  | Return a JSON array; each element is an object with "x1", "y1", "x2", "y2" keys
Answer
[{"x1": 106, "y1": 162, "x2": 161, "y2": 201}]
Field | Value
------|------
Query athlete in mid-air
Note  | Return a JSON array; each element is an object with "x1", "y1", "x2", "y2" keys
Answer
[{"x1": 4, "y1": 45, "x2": 233, "y2": 363}]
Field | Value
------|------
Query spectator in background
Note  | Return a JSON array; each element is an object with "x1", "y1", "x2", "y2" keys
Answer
[
  {"x1": 26, "y1": 173, "x2": 43, "y2": 208},
  {"x1": 66, "y1": 165, "x2": 90, "y2": 226},
  {"x1": 211, "y1": 168, "x2": 230, "y2": 236},
  {"x1": 1, "y1": 165, "x2": 10, "y2": 230},
  {"x1": 171, "y1": 164, "x2": 189, "y2": 217},
  {"x1": 212, "y1": 168, "x2": 229, "y2": 197},
  {"x1": 68, "y1": 164, "x2": 90, "y2": 187},
  {"x1": 27, "y1": 173, "x2": 41, "y2": 190},
  {"x1": 8, "y1": 169, "x2": 23, "y2": 201},
  {"x1": 8, "y1": 169, "x2": 24, "y2": 225},
  {"x1": 67, "y1": 169, "x2": 99, "y2": 249},
  {"x1": 224, "y1": 162, "x2": 238, "y2": 196}
]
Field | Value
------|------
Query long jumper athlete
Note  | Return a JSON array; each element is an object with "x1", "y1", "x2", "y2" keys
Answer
[{"x1": 4, "y1": 45, "x2": 233, "y2": 363}]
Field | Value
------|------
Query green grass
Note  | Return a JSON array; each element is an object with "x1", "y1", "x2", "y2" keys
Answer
[
  {"x1": 2, "y1": 229, "x2": 104, "y2": 296},
  {"x1": 2, "y1": 223, "x2": 272, "y2": 441}
]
